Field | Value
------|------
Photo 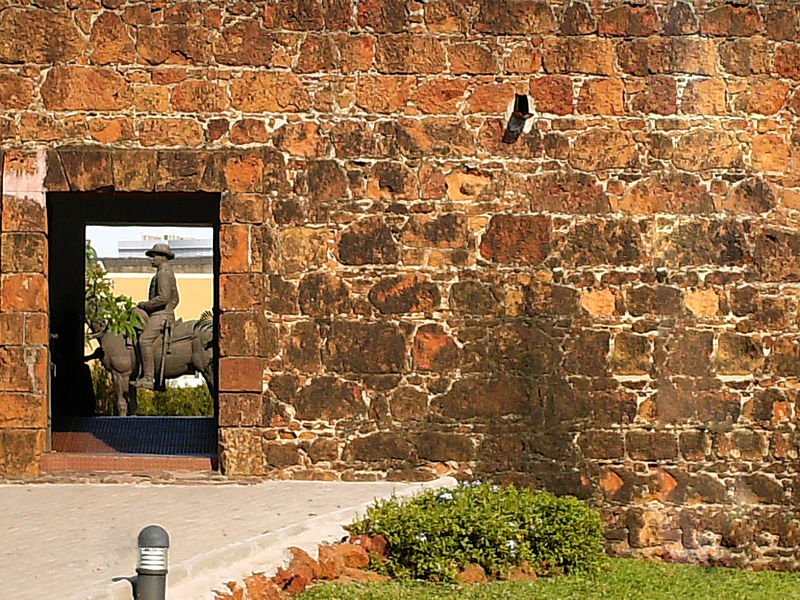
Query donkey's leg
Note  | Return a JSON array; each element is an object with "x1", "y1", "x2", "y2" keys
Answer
[
  {"x1": 201, "y1": 364, "x2": 215, "y2": 397},
  {"x1": 127, "y1": 383, "x2": 138, "y2": 416},
  {"x1": 112, "y1": 371, "x2": 129, "y2": 416}
]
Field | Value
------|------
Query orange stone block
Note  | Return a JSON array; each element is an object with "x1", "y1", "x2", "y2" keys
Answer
[
  {"x1": 220, "y1": 358, "x2": 264, "y2": 392},
  {"x1": 137, "y1": 118, "x2": 204, "y2": 147},
  {"x1": 751, "y1": 134, "x2": 790, "y2": 172},
  {"x1": 1, "y1": 274, "x2": 47, "y2": 312},
  {"x1": 224, "y1": 153, "x2": 265, "y2": 193},
  {"x1": 355, "y1": 74, "x2": 415, "y2": 113},
  {"x1": 681, "y1": 78, "x2": 727, "y2": 115},
  {"x1": 41, "y1": 66, "x2": 131, "y2": 111},
  {"x1": 171, "y1": 80, "x2": 229, "y2": 113},
  {"x1": 0, "y1": 393, "x2": 46, "y2": 428},
  {"x1": 465, "y1": 81, "x2": 516, "y2": 114},
  {"x1": 0, "y1": 71, "x2": 34, "y2": 110},
  {"x1": 577, "y1": 78, "x2": 624, "y2": 115},
  {"x1": 220, "y1": 273, "x2": 262, "y2": 311},
  {"x1": 88, "y1": 117, "x2": 134, "y2": 143},
  {"x1": 230, "y1": 72, "x2": 311, "y2": 112},
  {"x1": 413, "y1": 79, "x2": 467, "y2": 114},
  {"x1": 220, "y1": 224, "x2": 252, "y2": 274}
]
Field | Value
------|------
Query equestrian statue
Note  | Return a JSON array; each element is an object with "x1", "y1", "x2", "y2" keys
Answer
[{"x1": 87, "y1": 242, "x2": 215, "y2": 416}]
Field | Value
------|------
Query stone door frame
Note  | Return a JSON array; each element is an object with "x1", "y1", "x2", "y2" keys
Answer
[{"x1": 1, "y1": 146, "x2": 277, "y2": 476}]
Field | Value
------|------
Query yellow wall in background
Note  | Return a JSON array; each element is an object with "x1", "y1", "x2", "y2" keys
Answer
[{"x1": 111, "y1": 274, "x2": 213, "y2": 322}]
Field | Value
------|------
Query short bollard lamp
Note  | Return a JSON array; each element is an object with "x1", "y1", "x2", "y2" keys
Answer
[{"x1": 136, "y1": 525, "x2": 170, "y2": 600}]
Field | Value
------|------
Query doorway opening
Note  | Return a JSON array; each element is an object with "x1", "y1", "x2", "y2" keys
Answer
[{"x1": 46, "y1": 192, "x2": 220, "y2": 467}]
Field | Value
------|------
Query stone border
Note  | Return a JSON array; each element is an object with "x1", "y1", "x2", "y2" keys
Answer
[{"x1": 1, "y1": 145, "x2": 283, "y2": 476}]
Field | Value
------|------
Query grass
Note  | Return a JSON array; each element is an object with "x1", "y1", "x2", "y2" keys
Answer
[{"x1": 299, "y1": 558, "x2": 800, "y2": 600}]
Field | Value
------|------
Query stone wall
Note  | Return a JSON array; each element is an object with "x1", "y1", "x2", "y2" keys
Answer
[{"x1": 2, "y1": 0, "x2": 800, "y2": 566}]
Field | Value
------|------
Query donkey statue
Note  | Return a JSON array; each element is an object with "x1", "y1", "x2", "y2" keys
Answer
[{"x1": 88, "y1": 308, "x2": 214, "y2": 416}]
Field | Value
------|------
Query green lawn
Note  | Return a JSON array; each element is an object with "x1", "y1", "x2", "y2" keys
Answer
[{"x1": 299, "y1": 558, "x2": 800, "y2": 600}]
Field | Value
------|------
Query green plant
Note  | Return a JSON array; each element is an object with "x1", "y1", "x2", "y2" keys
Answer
[
  {"x1": 90, "y1": 363, "x2": 212, "y2": 416},
  {"x1": 300, "y1": 558, "x2": 800, "y2": 600},
  {"x1": 85, "y1": 241, "x2": 143, "y2": 339},
  {"x1": 90, "y1": 361, "x2": 116, "y2": 415},
  {"x1": 136, "y1": 384, "x2": 213, "y2": 416},
  {"x1": 349, "y1": 482, "x2": 604, "y2": 582}
]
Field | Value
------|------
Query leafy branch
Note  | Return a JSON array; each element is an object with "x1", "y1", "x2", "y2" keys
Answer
[{"x1": 85, "y1": 241, "x2": 143, "y2": 340}]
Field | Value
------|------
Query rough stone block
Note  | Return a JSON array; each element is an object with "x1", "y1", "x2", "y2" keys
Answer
[
  {"x1": 264, "y1": 442, "x2": 302, "y2": 469},
  {"x1": 414, "y1": 431, "x2": 474, "y2": 462},
  {"x1": 701, "y1": 5, "x2": 764, "y2": 37},
  {"x1": 618, "y1": 38, "x2": 717, "y2": 76},
  {"x1": 479, "y1": 215, "x2": 550, "y2": 265},
  {"x1": 355, "y1": 75, "x2": 415, "y2": 113},
  {"x1": 579, "y1": 431, "x2": 625, "y2": 459},
  {"x1": 0, "y1": 8, "x2": 84, "y2": 63},
  {"x1": 599, "y1": 5, "x2": 661, "y2": 36},
  {"x1": 390, "y1": 387, "x2": 429, "y2": 421},
  {"x1": 136, "y1": 25, "x2": 210, "y2": 65},
  {"x1": 220, "y1": 312, "x2": 278, "y2": 358},
  {"x1": 336, "y1": 218, "x2": 399, "y2": 266},
  {"x1": 213, "y1": 20, "x2": 274, "y2": 66},
  {"x1": 220, "y1": 273, "x2": 263, "y2": 311},
  {"x1": 42, "y1": 66, "x2": 131, "y2": 111},
  {"x1": 219, "y1": 428, "x2": 263, "y2": 476},
  {"x1": 449, "y1": 281, "x2": 499, "y2": 315},
  {"x1": 324, "y1": 321, "x2": 407, "y2": 374},
  {"x1": 231, "y1": 72, "x2": 311, "y2": 112},
  {"x1": 577, "y1": 78, "x2": 624, "y2": 116},
  {"x1": 219, "y1": 393, "x2": 264, "y2": 427},
  {"x1": 375, "y1": 35, "x2": 446, "y2": 74},
  {"x1": 369, "y1": 274, "x2": 440, "y2": 315},
  {"x1": 475, "y1": 0, "x2": 557, "y2": 34},
  {"x1": 433, "y1": 377, "x2": 532, "y2": 419},
  {"x1": 219, "y1": 357, "x2": 264, "y2": 392},
  {"x1": 345, "y1": 432, "x2": 416, "y2": 462},
  {"x1": 561, "y1": 220, "x2": 643, "y2": 267},
  {"x1": 412, "y1": 324, "x2": 459, "y2": 372},
  {"x1": 284, "y1": 321, "x2": 322, "y2": 371},
  {"x1": 0, "y1": 393, "x2": 46, "y2": 429},
  {"x1": 564, "y1": 330, "x2": 610, "y2": 377},
  {"x1": 543, "y1": 38, "x2": 614, "y2": 75},
  {"x1": 449, "y1": 42, "x2": 498, "y2": 75},
  {"x1": 298, "y1": 273, "x2": 350, "y2": 317},
  {"x1": 627, "y1": 431, "x2": 678, "y2": 461},
  {"x1": 138, "y1": 118, "x2": 204, "y2": 147},
  {"x1": 59, "y1": 148, "x2": 114, "y2": 192},
  {"x1": 0, "y1": 274, "x2": 47, "y2": 312},
  {"x1": 1, "y1": 233, "x2": 46, "y2": 273},
  {"x1": 530, "y1": 75, "x2": 573, "y2": 115},
  {"x1": 715, "y1": 333, "x2": 763, "y2": 376},
  {"x1": 0, "y1": 429, "x2": 44, "y2": 477}
]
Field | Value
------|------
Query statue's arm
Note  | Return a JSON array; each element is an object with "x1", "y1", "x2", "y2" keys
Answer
[
  {"x1": 138, "y1": 270, "x2": 173, "y2": 312},
  {"x1": 173, "y1": 272, "x2": 180, "y2": 307}
]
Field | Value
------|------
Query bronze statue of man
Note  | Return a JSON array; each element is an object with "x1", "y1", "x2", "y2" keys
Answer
[{"x1": 136, "y1": 242, "x2": 180, "y2": 389}]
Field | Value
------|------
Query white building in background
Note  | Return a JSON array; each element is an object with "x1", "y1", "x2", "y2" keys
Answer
[{"x1": 118, "y1": 234, "x2": 213, "y2": 258}]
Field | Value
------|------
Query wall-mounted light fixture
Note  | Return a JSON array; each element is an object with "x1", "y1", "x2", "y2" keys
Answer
[{"x1": 502, "y1": 94, "x2": 535, "y2": 144}]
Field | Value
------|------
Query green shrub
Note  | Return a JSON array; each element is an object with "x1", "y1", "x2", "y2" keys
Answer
[
  {"x1": 91, "y1": 362, "x2": 116, "y2": 415},
  {"x1": 91, "y1": 363, "x2": 213, "y2": 416},
  {"x1": 349, "y1": 482, "x2": 605, "y2": 582},
  {"x1": 136, "y1": 385, "x2": 213, "y2": 416}
]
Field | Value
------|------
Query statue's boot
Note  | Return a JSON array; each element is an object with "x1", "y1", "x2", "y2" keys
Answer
[
  {"x1": 135, "y1": 376, "x2": 154, "y2": 390},
  {"x1": 139, "y1": 336, "x2": 157, "y2": 390}
]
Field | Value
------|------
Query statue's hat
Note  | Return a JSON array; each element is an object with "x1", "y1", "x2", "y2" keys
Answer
[{"x1": 145, "y1": 242, "x2": 175, "y2": 260}]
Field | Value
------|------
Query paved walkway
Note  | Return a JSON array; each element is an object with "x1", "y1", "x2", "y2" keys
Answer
[{"x1": 1, "y1": 479, "x2": 451, "y2": 600}]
